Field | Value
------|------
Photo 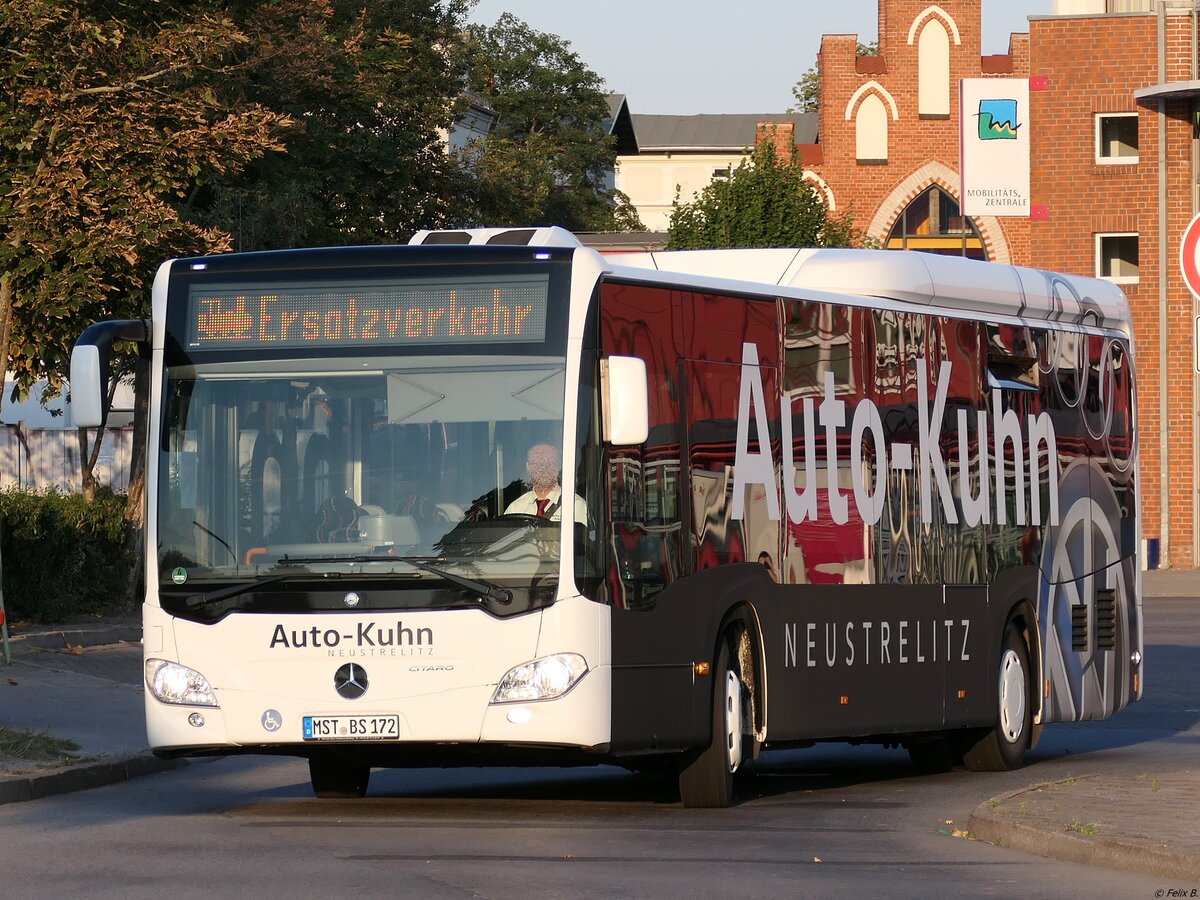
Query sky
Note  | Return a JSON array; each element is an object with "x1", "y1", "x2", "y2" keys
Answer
[{"x1": 467, "y1": 0, "x2": 1047, "y2": 115}]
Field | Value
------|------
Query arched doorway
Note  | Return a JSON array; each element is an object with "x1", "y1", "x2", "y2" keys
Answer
[{"x1": 886, "y1": 185, "x2": 985, "y2": 259}]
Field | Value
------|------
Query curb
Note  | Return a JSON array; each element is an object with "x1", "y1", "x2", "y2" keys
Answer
[
  {"x1": 6, "y1": 624, "x2": 142, "y2": 652},
  {"x1": 0, "y1": 753, "x2": 186, "y2": 806},
  {"x1": 968, "y1": 783, "x2": 1200, "y2": 882}
]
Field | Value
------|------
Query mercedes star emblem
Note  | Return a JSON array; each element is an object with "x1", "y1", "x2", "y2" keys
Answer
[{"x1": 334, "y1": 663, "x2": 368, "y2": 699}]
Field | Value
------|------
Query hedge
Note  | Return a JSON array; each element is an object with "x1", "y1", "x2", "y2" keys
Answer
[{"x1": 0, "y1": 488, "x2": 136, "y2": 623}]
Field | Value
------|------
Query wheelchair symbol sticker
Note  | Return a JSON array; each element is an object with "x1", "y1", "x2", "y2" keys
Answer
[{"x1": 261, "y1": 709, "x2": 282, "y2": 732}]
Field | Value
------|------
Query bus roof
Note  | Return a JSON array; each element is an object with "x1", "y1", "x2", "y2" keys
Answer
[
  {"x1": 606, "y1": 247, "x2": 1132, "y2": 338},
  {"x1": 408, "y1": 229, "x2": 1133, "y2": 337}
]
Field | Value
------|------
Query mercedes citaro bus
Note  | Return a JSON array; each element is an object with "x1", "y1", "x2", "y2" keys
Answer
[{"x1": 71, "y1": 226, "x2": 1142, "y2": 807}]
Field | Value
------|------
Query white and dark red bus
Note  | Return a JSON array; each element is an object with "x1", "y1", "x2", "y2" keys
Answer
[{"x1": 71, "y1": 226, "x2": 1142, "y2": 807}]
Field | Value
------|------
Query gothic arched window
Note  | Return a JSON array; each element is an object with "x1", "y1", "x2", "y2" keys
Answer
[
  {"x1": 918, "y1": 20, "x2": 950, "y2": 117},
  {"x1": 856, "y1": 94, "x2": 889, "y2": 163},
  {"x1": 886, "y1": 186, "x2": 985, "y2": 259}
]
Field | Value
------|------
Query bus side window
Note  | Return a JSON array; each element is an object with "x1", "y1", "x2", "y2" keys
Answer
[
  {"x1": 598, "y1": 281, "x2": 686, "y2": 608},
  {"x1": 986, "y1": 324, "x2": 1039, "y2": 392},
  {"x1": 610, "y1": 455, "x2": 643, "y2": 524},
  {"x1": 608, "y1": 450, "x2": 664, "y2": 608}
]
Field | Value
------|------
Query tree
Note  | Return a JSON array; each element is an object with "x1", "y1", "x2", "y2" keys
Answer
[
  {"x1": 667, "y1": 139, "x2": 855, "y2": 250},
  {"x1": 0, "y1": 1, "x2": 290, "y2": 507},
  {"x1": 790, "y1": 67, "x2": 820, "y2": 115},
  {"x1": 790, "y1": 41, "x2": 878, "y2": 114},
  {"x1": 462, "y1": 13, "x2": 642, "y2": 232},
  {"x1": 186, "y1": 0, "x2": 474, "y2": 250}
]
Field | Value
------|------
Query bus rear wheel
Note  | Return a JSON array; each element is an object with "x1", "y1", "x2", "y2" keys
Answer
[
  {"x1": 309, "y1": 755, "x2": 370, "y2": 798},
  {"x1": 962, "y1": 623, "x2": 1032, "y2": 771},
  {"x1": 678, "y1": 639, "x2": 744, "y2": 808}
]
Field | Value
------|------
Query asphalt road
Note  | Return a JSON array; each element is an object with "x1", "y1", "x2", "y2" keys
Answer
[{"x1": 0, "y1": 596, "x2": 1194, "y2": 898}]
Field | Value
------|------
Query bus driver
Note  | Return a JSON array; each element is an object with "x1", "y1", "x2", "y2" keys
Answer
[{"x1": 505, "y1": 443, "x2": 588, "y2": 523}]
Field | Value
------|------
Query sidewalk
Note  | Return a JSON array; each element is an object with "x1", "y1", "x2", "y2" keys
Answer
[
  {"x1": 969, "y1": 772, "x2": 1200, "y2": 881},
  {"x1": 0, "y1": 617, "x2": 183, "y2": 804},
  {"x1": 966, "y1": 565, "x2": 1200, "y2": 880},
  {"x1": 1142, "y1": 564, "x2": 1200, "y2": 598},
  {"x1": 0, "y1": 574, "x2": 1196, "y2": 883}
]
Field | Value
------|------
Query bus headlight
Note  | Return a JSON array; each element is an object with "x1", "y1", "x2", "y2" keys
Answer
[
  {"x1": 145, "y1": 659, "x2": 219, "y2": 707},
  {"x1": 491, "y1": 653, "x2": 588, "y2": 703}
]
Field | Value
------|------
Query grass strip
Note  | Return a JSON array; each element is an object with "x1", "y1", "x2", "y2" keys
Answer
[{"x1": 0, "y1": 725, "x2": 80, "y2": 766}]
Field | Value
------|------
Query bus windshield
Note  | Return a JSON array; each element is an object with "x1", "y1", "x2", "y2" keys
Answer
[{"x1": 156, "y1": 354, "x2": 574, "y2": 618}]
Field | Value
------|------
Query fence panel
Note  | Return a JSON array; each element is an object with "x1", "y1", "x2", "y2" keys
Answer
[{"x1": 0, "y1": 427, "x2": 131, "y2": 493}]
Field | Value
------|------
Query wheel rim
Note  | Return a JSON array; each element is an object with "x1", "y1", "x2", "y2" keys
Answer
[
  {"x1": 724, "y1": 669, "x2": 743, "y2": 773},
  {"x1": 998, "y1": 648, "x2": 1026, "y2": 744}
]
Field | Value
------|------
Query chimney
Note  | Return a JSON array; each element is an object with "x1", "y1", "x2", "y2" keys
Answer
[{"x1": 755, "y1": 121, "x2": 796, "y2": 159}]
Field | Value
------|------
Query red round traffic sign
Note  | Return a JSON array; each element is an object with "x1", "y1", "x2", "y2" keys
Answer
[{"x1": 1180, "y1": 212, "x2": 1200, "y2": 299}]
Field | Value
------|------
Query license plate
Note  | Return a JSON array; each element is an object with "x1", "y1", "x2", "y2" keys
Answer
[{"x1": 302, "y1": 715, "x2": 400, "y2": 741}]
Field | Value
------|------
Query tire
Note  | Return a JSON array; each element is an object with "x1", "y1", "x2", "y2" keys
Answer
[
  {"x1": 309, "y1": 756, "x2": 370, "y2": 799},
  {"x1": 678, "y1": 639, "x2": 745, "y2": 808},
  {"x1": 962, "y1": 623, "x2": 1033, "y2": 772}
]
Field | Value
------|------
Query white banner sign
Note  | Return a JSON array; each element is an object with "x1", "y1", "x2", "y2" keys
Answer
[{"x1": 960, "y1": 78, "x2": 1030, "y2": 217}]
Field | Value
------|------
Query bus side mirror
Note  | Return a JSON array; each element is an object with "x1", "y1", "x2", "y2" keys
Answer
[
  {"x1": 70, "y1": 319, "x2": 150, "y2": 428},
  {"x1": 601, "y1": 356, "x2": 649, "y2": 446},
  {"x1": 70, "y1": 344, "x2": 105, "y2": 427}
]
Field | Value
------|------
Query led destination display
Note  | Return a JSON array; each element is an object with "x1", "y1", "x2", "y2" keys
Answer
[{"x1": 186, "y1": 274, "x2": 549, "y2": 350}]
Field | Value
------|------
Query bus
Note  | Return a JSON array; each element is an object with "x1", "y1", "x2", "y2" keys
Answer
[{"x1": 71, "y1": 226, "x2": 1142, "y2": 807}]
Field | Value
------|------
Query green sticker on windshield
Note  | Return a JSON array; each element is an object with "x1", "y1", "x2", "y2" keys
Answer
[{"x1": 171, "y1": 567, "x2": 188, "y2": 585}]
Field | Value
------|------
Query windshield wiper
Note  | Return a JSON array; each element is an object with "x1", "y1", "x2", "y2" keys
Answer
[
  {"x1": 183, "y1": 569, "x2": 332, "y2": 609},
  {"x1": 281, "y1": 554, "x2": 513, "y2": 604},
  {"x1": 192, "y1": 521, "x2": 235, "y2": 564},
  {"x1": 401, "y1": 557, "x2": 513, "y2": 605}
]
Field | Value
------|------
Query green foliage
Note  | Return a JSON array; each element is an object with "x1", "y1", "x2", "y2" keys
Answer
[
  {"x1": 667, "y1": 139, "x2": 855, "y2": 250},
  {"x1": 0, "y1": 488, "x2": 135, "y2": 623},
  {"x1": 2, "y1": 1, "x2": 640, "y2": 442},
  {"x1": 0, "y1": 726, "x2": 80, "y2": 767},
  {"x1": 790, "y1": 41, "x2": 878, "y2": 114},
  {"x1": 791, "y1": 68, "x2": 821, "y2": 115},
  {"x1": 188, "y1": 0, "x2": 474, "y2": 249},
  {"x1": 0, "y1": 0, "x2": 291, "y2": 404},
  {"x1": 462, "y1": 13, "x2": 642, "y2": 232}
]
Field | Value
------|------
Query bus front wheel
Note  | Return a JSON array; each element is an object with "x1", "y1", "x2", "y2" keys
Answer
[
  {"x1": 962, "y1": 623, "x2": 1033, "y2": 771},
  {"x1": 309, "y1": 756, "x2": 370, "y2": 798},
  {"x1": 678, "y1": 639, "x2": 744, "y2": 808}
]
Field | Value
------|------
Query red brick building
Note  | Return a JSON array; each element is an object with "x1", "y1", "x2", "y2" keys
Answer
[
  {"x1": 809, "y1": 0, "x2": 1029, "y2": 263},
  {"x1": 801, "y1": 0, "x2": 1198, "y2": 567}
]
